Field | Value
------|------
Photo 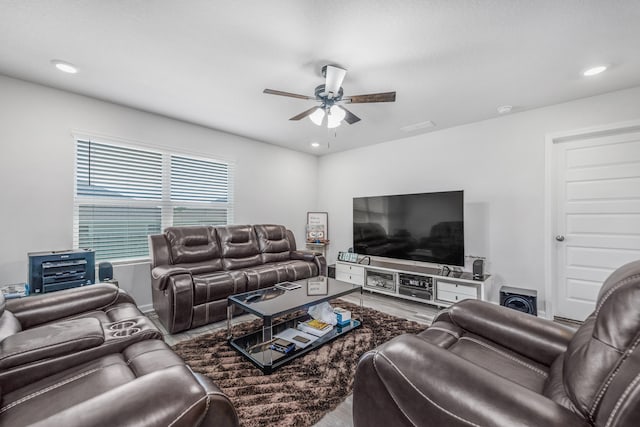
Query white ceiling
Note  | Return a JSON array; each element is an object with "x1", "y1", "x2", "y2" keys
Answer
[{"x1": 1, "y1": 1, "x2": 640, "y2": 155}]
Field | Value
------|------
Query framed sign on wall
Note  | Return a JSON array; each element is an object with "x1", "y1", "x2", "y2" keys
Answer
[{"x1": 306, "y1": 212, "x2": 328, "y2": 243}]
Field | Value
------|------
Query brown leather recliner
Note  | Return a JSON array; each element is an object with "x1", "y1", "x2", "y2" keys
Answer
[
  {"x1": 0, "y1": 284, "x2": 239, "y2": 426},
  {"x1": 353, "y1": 259, "x2": 640, "y2": 427},
  {"x1": 149, "y1": 224, "x2": 326, "y2": 333}
]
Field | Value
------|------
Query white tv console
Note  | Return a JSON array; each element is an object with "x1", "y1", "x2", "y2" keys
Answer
[{"x1": 336, "y1": 259, "x2": 491, "y2": 308}]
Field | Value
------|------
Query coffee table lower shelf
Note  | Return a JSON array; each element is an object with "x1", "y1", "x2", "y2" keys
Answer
[{"x1": 228, "y1": 314, "x2": 361, "y2": 374}]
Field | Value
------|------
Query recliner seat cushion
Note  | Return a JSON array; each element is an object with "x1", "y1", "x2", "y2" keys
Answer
[
  {"x1": 192, "y1": 270, "x2": 247, "y2": 305},
  {"x1": 244, "y1": 263, "x2": 290, "y2": 291}
]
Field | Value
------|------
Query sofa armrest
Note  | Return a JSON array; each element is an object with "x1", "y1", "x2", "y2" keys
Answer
[
  {"x1": 353, "y1": 335, "x2": 589, "y2": 427},
  {"x1": 5, "y1": 283, "x2": 133, "y2": 329},
  {"x1": 291, "y1": 250, "x2": 327, "y2": 276},
  {"x1": 445, "y1": 299, "x2": 575, "y2": 366},
  {"x1": 290, "y1": 250, "x2": 317, "y2": 261},
  {"x1": 28, "y1": 365, "x2": 239, "y2": 427},
  {"x1": 0, "y1": 318, "x2": 104, "y2": 370},
  {"x1": 151, "y1": 265, "x2": 192, "y2": 291},
  {"x1": 190, "y1": 368, "x2": 240, "y2": 427}
]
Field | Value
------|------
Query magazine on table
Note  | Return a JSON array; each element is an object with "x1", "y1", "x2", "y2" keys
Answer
[{"x1": 275, "y1": 282, "x2": 302, "y2": 291}]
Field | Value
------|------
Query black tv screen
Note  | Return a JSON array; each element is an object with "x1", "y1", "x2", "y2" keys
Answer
[{"x1": 353, "y1": 191, "x2": 464, "y2": 266}]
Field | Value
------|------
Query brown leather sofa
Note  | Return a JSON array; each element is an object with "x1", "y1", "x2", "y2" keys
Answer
[
  {"x1": 149, "y1": 224, "x2": 326, "y2": 333},
  {"x1": 353, "y1": 259, "x2": 640, "y2": 427},
  {"x1": 0, "y1": 284, "x2": 239, "y2": 426}
]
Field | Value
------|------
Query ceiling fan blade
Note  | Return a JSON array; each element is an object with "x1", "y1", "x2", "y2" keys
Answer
[
  {"x1": 289, "y1": 106, "x2": 321, "y2": 121},
  {"x1": 263, "y1": 89, "x2": 315, "y2": 100},
  {"x1": 345, "y1": 91, "x2": 396, "y2": 104},
  {"x1": 339, "y1": 106, "x2": 361, "y2": 124},
  {"x1": 324, "y1": 65, "x2": 347, "y2": 96}
]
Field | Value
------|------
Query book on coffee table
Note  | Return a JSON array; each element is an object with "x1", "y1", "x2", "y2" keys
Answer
[
  {"x1": 297, "y1": 319, "x2": 333, "y2": 337},
  {"x1": 274, "y1": 328, "x2": 317, "y2": 349}
]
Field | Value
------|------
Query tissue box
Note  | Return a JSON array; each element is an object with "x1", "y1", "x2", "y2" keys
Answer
[{"x1": 334, "y1": 307, "x2": 351, "y2": 326}]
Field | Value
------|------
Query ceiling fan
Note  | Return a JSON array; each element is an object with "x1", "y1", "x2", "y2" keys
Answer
[{"x1": 263, "y1": 65, "x2": 396, "y2": 128}]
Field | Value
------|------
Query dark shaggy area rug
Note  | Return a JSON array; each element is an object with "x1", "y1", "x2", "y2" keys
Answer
[{"x1": 172, "y1": 300, "x2": 426, "y2": 427}]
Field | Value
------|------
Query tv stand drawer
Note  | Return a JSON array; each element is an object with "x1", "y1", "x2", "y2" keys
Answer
[
  {"x1": 336, "y1": 262, "x2": 365, "y2": 285},
  {"x1": 437, "y1": 281, "x2": 478, "y2": 296},
  {"x1": 436, "y1": 289, "x2": 476, "y2": 303},
  {"x1": 436, "y1": 280, "x2": 480, "y2": 303}
]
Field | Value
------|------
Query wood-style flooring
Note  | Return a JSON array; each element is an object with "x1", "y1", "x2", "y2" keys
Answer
[{"x1": 147, "y1": 290, "x2": 439, "y2": 427}]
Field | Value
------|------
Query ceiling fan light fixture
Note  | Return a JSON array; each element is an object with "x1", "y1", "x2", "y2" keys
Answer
[
  {"x1": 330, "y1": 105, "x2": 346, "y2": 121},
  {"x1": 309, "y1": 108, "x2": 325, "y2": 126},
  {"x1": 327, "y1": 105, "x2": 345, "y2": 128}
]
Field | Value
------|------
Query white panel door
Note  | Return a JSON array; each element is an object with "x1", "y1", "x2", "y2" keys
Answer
[{"x1": 554, "y1": 130, "x2": 640, "y2": 320}]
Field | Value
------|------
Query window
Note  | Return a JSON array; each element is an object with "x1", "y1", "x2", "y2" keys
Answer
[{"x1": 74, "y1": 138, "x2": 233, "y2": 262}]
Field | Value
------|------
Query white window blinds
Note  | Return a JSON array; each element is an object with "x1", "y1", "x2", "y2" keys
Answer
[{"x1": 74, "y1": 138, "x2": 233, "y2": 262}]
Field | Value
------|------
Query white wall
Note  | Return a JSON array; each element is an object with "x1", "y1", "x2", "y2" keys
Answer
[
  {"x1": 318, "y1": 86, "x2": 640, "y2": 311},
  {"x1": 0, "y1": 75, "x2": 317, "y2": 309}
]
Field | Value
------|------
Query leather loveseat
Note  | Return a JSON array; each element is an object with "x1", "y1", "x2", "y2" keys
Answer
[
  {"x1": 149, "y1": 224, "x2": 326, "y2": 333},
  {"x1": 353, "y1": 259, "x2": 640, "y2": 427},
  {"x1": 0, "y1": 283, "x2": 239, "y2": 427}
]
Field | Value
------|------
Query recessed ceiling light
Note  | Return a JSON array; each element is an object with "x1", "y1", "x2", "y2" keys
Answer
[
  {"x1": 51, "y1": 60, "x2": 78, "y2": 74},
  {"x1": 497, "y1": 105, "x2": 513, "y2": 114},
  {"x1": 310, "y1": 142, "x2": 320, "y2": 148},
  {"x1": 583, "y1": 65, "x2": 607, "y2": 77}
]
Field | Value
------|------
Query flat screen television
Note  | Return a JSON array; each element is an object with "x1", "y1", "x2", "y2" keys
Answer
[{"x1": 353, "y1": 190, "x2": 464, "y2": 266}]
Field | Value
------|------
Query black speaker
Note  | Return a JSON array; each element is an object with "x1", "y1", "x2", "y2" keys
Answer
[
  {"x1": 98, "y1": 262, "x2": 113, "y2": 282},
  {"x1": 472, "y1": 259, "x2": 484, "y2": 279},
  {"x1": 500, "y1": 286, "x2": 537, "y2": 316}
]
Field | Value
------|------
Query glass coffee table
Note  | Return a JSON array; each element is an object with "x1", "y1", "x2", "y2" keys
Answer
[{"x1": 227, "y1": 276, "x2": 362, "y2": 373}]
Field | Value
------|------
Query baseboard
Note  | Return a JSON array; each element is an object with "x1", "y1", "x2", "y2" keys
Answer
[{"x1": 138, "y1": 303, "x2": 154, "y2": 313}]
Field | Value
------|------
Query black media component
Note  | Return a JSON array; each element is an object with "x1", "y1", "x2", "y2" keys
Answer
[
  {"x1": 327, "y1": 264, "x2": 336, "y2": 278},
  {"x1": 500, "y1": 286, "x2": 537, "y2": 316},
  {"x1": 99, "y1": 262, "x2": 114, "y2": 281},
  {"x1": 472, "y1": 259, "x2": 484, "y2": 280},
  {"x1": 353, "y1": 190, "x2": 464, "y2": 267},
  {"x1": 28, "y1": 249, "x2": 95, "y2": 294},
  {"x1": 398, "y1": 273, "x2": 433, "y2": 301}
]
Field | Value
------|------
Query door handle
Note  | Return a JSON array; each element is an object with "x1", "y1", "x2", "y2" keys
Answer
[{"x1": 555, "y1": 235, "x2": 565, "y2": 242}]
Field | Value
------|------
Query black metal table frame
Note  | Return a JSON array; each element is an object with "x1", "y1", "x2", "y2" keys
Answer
[{"x1": 226, "y1": 279, "x2": 362, "y2": 373}]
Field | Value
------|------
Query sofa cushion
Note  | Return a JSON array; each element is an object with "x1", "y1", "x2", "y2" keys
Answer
[
  {"x1": 165, "y1": 226, "x2": 222, "y2": 267},
  {"x1": 217, "y1": 225, "x2": 262, "y2": 270},
  {"x1": 255, "y1": 224, "x2": 292, "y2": 263},
  {"x1": 192, "y1": 270, "x2": 247, "y2": 305},
  {"x1": 0, "y1": 340, "x2": 195, "y2": 426},
  {"x1": 245, "y1": 263, "x2": 290, "y2": 291}
]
